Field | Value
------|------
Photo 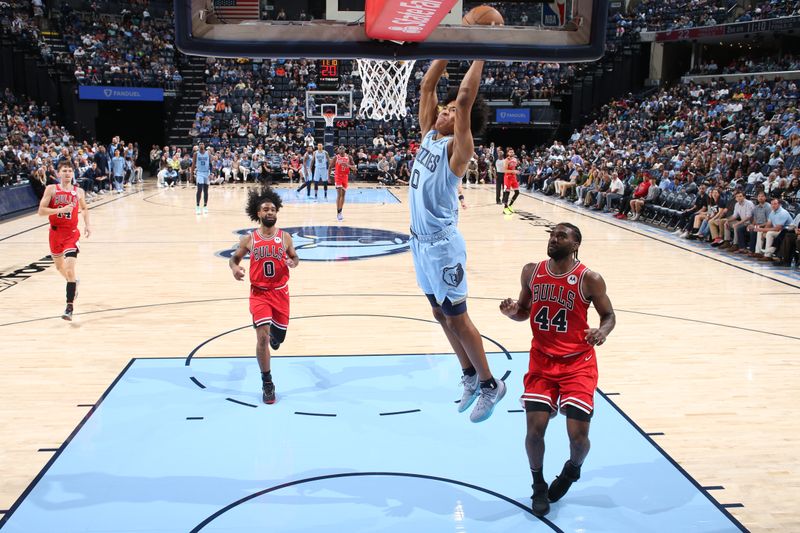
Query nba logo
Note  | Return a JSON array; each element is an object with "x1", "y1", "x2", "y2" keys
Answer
[{"x1": 542, "y1": 0, "x2": 566, "y2": 27}]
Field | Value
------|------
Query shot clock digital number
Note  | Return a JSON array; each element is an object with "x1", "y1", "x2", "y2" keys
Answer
[{"x1": 318, "y1": 60, "x2": 340, "y2": 89}]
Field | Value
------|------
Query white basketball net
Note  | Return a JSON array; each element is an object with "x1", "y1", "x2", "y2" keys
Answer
[
  {"x1": 323, "y1": 111, "x2": 336, "y2": 128},
  {"x1": 355, "y1": 59, "x2": 416, "y2": 121}
]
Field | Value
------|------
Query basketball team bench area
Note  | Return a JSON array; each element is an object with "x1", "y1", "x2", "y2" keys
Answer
[{"x1": 0, "y1": 352, "x2": 743, "y2": 532}]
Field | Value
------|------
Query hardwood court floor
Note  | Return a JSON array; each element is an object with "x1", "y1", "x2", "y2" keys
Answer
[{"x1": 0, "y1": 182, "x2": 798, "y2": 531}]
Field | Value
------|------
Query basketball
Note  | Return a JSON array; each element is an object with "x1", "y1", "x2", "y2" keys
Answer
[{"x1": 462, "y1": 5, "x2": 504, "y2": 26}]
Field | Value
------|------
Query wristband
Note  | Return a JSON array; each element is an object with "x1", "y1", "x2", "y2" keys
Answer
[{"x1": 458, "y1": 194, "x2": 465, "y2": 200}]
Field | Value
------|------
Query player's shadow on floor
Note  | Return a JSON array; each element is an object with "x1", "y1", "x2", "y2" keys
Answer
[
  {"x1": 186, "y1": 356, "x2": 446, "y2": 399},
  {"x1": 546, "y1": 459, "x2": 702, "y2": 518},
  {"x1": 31, "y1": 469, "x2": 537, "y2": 526}
]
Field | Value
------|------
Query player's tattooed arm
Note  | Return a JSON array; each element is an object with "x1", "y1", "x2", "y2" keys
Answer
[
  {"x1": 229, "y1": 233, "x2": 251, "y2": 281},
  {"x1": 499, "y1": 262, "x2": 536, "y2": 321},
  {"x1": 582, "y1": 271, "x2": 615, "y2": 346},
  {"x1": 283, "y1": 233, "x2": 300, "y2": 268}
]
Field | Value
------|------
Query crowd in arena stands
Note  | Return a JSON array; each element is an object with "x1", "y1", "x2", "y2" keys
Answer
[
  {"x1": 1, "y1": 89, "x2": 142, "y2": 194},
  {"x1": 58, "y1": 2, "x2": 181, "y2": 88},
  {"x1": 689, "y1": 54, "x2": 800, "y2": 75},
  {"x1": 1, "y1": 1, "x2": 179, "y2": 89},
  {"x1": 477, "y1": 61, "x2": 577, "y2": 100},
  {"x1": 486, "y1": 76, "x2": 800, "y2": 267},
  {"x1": 0, "y1": 0, "x2": 54, "y2": 62},
  {"x1": 634, "y1": 0, "x2": 800, "y2": 32},
  {"x1": 148, "y1": 142, "x2": 419, "y2": 189}
]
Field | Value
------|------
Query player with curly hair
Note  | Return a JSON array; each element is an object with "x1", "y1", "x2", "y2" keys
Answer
[{"x1": 229, "y1": 187, "x2": 299, "y2": 404}]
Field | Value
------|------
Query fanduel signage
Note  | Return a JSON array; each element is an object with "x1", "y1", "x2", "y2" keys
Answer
[
  {"x1": 78, "y1": 86, "x2": 165, "y2": 102},
  {"x1": 496, "y1": 108, "x2": 530, "y2": 123}
]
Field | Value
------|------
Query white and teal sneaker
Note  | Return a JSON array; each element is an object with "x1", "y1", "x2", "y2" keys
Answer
[
  {"x1": 469, "y1": 378, "x2": 507, "y2": 423},
  {"x1": 457, "y1": 373, "x2": 479, "y2": 413}
]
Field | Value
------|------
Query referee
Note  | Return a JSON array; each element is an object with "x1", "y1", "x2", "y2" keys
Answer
[{"x1": 495, "y1": 147, "x2": 506, "y2": 204}]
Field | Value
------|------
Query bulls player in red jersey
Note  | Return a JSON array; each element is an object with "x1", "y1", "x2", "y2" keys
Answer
[
  {"x1": 37, "y1": 160, "x2": 92, "y2": 320},
  {"x1": 502, "y1": 148, "x2": 520, "y2": 215},
  {"x1": 333, "y1": 146, "x2": 355, "y2": 221},
  {"x1": 229, "y1": 187, "x2": 299, "y2": 404},
  {"x1": 500, "y1": 222, "x2": 615, "y2": 517}
]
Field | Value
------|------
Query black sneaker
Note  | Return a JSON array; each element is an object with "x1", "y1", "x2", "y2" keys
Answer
[
  {"x1": 548, "y1": 460, "x2": 581, "y2": 502},
  {"x1": 262, "y1": 381, "x2": 276, "y2": 404},
  {"x1": 269, "y1": 335, "x2": 281, "y2": 351},
  {"x1": 62, "y1": 304, "x2": 74, "y2": 321},
  {"x1": 531, "y1": 482, "x2": 550, "y2": 517}
]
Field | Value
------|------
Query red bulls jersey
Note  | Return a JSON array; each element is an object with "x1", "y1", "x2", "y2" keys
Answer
[
  {"x1": 48, "y1": 184, "x2": 79, "y2": 229},
  {"x1": 335, "y1": 154, "x2": 350, "y2": 177},
  {"x1": 529, "y1": 260, "x2": 592, "y2": 358},
  {"x1": 249, "y1": 229, "x2": 289, "y2": 290},
  {"x1": 505, "y1": 157, "x2": 518, "y2": 173}
]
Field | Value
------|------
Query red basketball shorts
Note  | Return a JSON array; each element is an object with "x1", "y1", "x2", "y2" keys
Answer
[
  {"x1": 49, "y1": 227, "x2": 80, "y2": 257},
  {"x1": 520, "y1": 347, "x2": 598, "y2": 417},
  {"x1": 335, "y1": 173, "x2": 349, "y2": 189},
  {"x1": 249, "y1": 285, "x2": 290, "y2": 329},
  {"x1": 504, "y1": 173, "x2": 519, "y2": 190}
]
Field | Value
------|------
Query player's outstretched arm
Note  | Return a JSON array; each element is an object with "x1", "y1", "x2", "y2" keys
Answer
[
  {"x1": 500, "y1": 262, "x2": 536, "y2": 321},
  {"x1": 450, "y1": 60, "x2": 485, "y2": 178},
  {"x1": 284, "y1": 233, "x2": 300, "y2": 268},
  {"x1": 582, "y1": 271, "x2": 615, "y2": 346},
  {"x1": 419, "y1": 60, "x2": 448, "y2": 138},
  {"x1": 229, "y1": 234, "x2": 251, "y2": 281}
]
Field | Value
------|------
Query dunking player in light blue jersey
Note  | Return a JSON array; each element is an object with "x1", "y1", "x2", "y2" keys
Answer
[
  {"x1": 296, "y1": 145, "x2": 314, "y2": 198},
  {"x1": 192, "y1": 143, "x2": 211, "y2": 215},
  {"x1": 409, "y1": 58, "x2": 506, "y2": 423},
  {"x1": 311, "y1": 143, "x2": 330, "y2": 199}
]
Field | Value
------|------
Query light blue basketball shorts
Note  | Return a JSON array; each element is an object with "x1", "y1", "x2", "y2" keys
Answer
[
  {"x1": 410, "y1": 228, "x2": 468, "y2": 307},
  {"x1": 313, "y1": 168, "x2": 328, "y2": 182}
]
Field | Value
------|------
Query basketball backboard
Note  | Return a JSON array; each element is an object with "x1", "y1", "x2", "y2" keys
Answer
[
  {"x1": 305, "y1": 91, "x2": 354, "y2": 119},
  {"x1": 175, "y1": 0, "x2": 608, "y2": 62}
]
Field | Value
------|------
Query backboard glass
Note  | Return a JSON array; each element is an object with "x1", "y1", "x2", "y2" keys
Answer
[
  {"x1": 305, "y1": 91, "x2": 354, "y2": 119},
  {"x1": 175, "y1": 0, "x2": 608, "y2": 62}
]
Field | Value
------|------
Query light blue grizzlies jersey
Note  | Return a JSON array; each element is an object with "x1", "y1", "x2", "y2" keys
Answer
[
  {"x1": 409, "y1": 130, "x2": 461, "y2": 236},
  {"x1": 313, "y1": 150, "x2": 328, "y2": 181},
  {"x1": 408, "y1": 130, "x2": 467, "y2": 307},
  {"x1": 195, "y1": 151, "x2": 211, "y2": 176}
]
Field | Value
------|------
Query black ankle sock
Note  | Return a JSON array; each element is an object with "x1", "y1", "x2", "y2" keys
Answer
[
  {"x1": 502, "y1": 191, "x2": 510, "y2": 206},
  {"x1": 261, "y1": 371, "x2": 272, "y2": 383},
  {"x1": 531, "y1": 468, "x2": 545, "y2": 485},
  {"x1": 480, "y1": 377, "x2": 497, "y2": 389},
  {"x1": 337, "y1": 208, "x2": 342, "y2": 214},
  {"x1": 66, "y1": 281, "x2": 76, "y2": 303},
  {"x1": 462, "y1": 366, "x2": 477, "y2": 377}
]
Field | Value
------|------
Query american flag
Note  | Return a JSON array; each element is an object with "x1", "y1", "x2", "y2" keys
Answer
[{"x1": 213, "y1": 0, "x2": 260, "y2": 21}]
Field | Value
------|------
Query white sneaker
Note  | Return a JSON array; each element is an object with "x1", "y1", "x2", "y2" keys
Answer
[
  {"x1": 470, "y1": 379, "x2": 507, "y2": 423},
  {"x1": 195, "y1": 206, "x2": 201, "y2": 215},
  {"x1": 337, "y1": 213, "x2": 343, "y2": 221},
  {"x1": 203, "y1": 207, "x2": 208, "y2": 215},
  {"x1": 672, "y1": 229, "x2": 682, "y2": 235},
  {"x1": 457, "y1": 373, "x2": 479, "y2": 413},
  {"x1": 680, "y1": 231, "x2": 689, "y2": 238}
]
